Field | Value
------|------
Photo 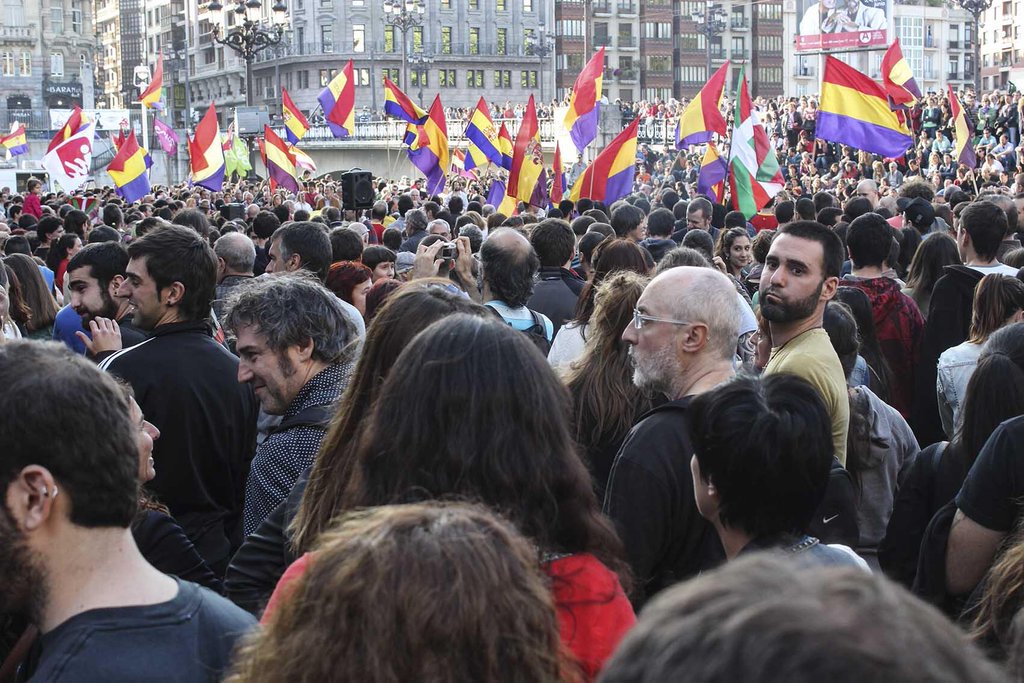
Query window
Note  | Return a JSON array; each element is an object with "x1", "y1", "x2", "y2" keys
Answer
[
  {"x1": 1, "y1": 53, "x2": 13, "y2": 77},
  {"x1": 320, "y1": 0, "x2": 332, "y2": 7},
  {"x1": 412, "y1": 26, "x2": 423, "y2": 51},
  {"x1": 353, "y1": 24, "x2": 364, "y2": 52},
  {"x1": 383, "y1": 67, "x2": 400, "y2": 83},
  {"x1": 320, "y1": 68, "x2": 337, "y2": 86},
  {"x1": 520, "y1": 70, "x2": 537, "y2": 87},
  {"x1": 439, "y1": 68, "x2": 456, "y2": 86},
  {"x1": 411, "y1": 69, "x2": 427, "y2": 87},
  {"x1": 642, "y1": 22, "x2": 671, "y2": 38},
  {"x1": 441, "y1": 26, "x2": 452, "y2": 54},
  {"x1": 469, "y1": 0, "x2": 478, "y2": 8},
  {"x1": 497, "y1": 0, "x2": 506, "y2": 9},
  {"x1": 467, "y1": 69, "x2": 483, "y2": 87},
  {"x1": 440, "y1": 0, "x2": 451, "y2": 7},
  {"x1": 50, "y1": 52, "x2": 64, "y2": 76},
  {"x1": 19, "y1": 51, "x2": 30, "y2": 77},
  {"x1": 469, "y1": 27, "x2": 480, "y2": 54},
  {"x1": 384, "y1": 25, "x2": 396, "y2": 52},
  {"x1": 356, "y1": 67, "x2": 370, "y2": 85},
  {"x1": 298, "y1": 70, "x2": 309, "y2": 89},
  {"x1": 646, "y1": 55, "x2": 670, "y2": 72},
  {"x1": 4, "y1": 0, "x2": 24, "y2": 26},
  {"x1": 321, "y1": 23, "x2": 333, "y2": 51},
  {"x1": 51, "y1": 6, "x2": 64, "y2": 33},
  {"x1": 494, "y1": 70, "x2": 511, "y2": 87},
  {"x1": 558, "y1": 20, "x2": 583, "y2": 36},
  {"x1": 71, "y1": 0, "x2": 82, "y2": 33},
  {"x1": 524, "y1": 27, "x2": 535, "y2": 52},
  {"x1": 731, "y1": 36, "x2": 745, "y2": 57},
  {"x1": 524, "y1": 0, "x2": 532, "y2": 10},
  {"x1": 497, "y1": 28, "x2": 507, "y2": 55}
]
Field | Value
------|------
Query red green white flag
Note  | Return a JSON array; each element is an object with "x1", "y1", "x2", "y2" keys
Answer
[{"x1": 728, "y1": 68, "x2": 784, "y2": 219}]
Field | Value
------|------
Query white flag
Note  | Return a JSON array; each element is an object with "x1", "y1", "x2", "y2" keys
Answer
[{"x1": 42, "y1": 121, "x2": 95, "y2": 192}]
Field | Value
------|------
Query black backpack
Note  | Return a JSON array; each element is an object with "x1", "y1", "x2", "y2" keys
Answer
[{"x1": 485, "y1": 305, "x2": 552, "y2": 356}]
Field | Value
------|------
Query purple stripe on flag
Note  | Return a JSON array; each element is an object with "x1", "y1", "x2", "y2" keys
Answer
[
  {"x1": 409, "y1": 147, "x2": 445, "y2": 195},
  {"x1": 815, "y1": 112, "x2": 912, "y2": 159},
  {"x1": 569, "y1": 105, "x2": 600, "y2": 152},
  {"x1": 603, "y1": 165, "x2": 635, "y2": 205}
]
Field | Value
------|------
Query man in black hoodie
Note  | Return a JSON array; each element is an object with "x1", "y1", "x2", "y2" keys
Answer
[
  {"x1": 911, "y1": 200, "x2": 1020, "y2": 444},
  {"x1": 640, "y1": 208, "x2": 678, "y2": 263},
  {"x1": 100, "y1": 225, "x2": 259, "y2": 575},
  {"x1": 527, "y1": 218, "x2": 584, "y2": 337}
]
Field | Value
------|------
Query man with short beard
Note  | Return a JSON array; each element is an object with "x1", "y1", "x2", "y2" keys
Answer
[
  {"x1": 603, "y1": 266, "x2": 741, "y2": 608},
  {"x1": 66, "y1": 241, "x2": 147, "y2": 360},
  {"x1": 759, "y1": 220, "x2": 849, "y2": 465},
  {"x1": 0, "y1": 342, "x2": 255, "y2": 680}
]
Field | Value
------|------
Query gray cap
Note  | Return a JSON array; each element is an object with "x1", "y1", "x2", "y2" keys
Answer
[{"x1": 395, "y1": 251, "x2": 416, "y2": 273}]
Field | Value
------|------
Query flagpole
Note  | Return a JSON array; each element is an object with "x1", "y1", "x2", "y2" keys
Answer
[{"x1": 138, "y1": 102, "x2": 149, "y2": 169}]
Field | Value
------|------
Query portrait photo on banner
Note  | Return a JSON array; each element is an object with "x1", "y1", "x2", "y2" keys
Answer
[{"x1": 796, "y1": 0, "x2": 889, "y2": 52}]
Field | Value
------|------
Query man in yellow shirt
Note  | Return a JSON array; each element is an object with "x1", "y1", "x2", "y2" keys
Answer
[{"x1": 759, "y1": 220, "x2": 850, "y2": 465}]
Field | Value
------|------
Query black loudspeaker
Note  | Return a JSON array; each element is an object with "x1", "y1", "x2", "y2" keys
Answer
[
  {"x1": 221, "y1": 202, "x2": 245, "y2": 220},
  {"x1": 341, "y1": 168, "x2": 374, "y2": 211}
]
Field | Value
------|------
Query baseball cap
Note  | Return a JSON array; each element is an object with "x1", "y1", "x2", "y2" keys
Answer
[
  {"x1": 395, "y1": 251, "x2": 415, "y2": 274},
  {"x1": 898, "y1": 197, "x2": 935, "y2": 229}
]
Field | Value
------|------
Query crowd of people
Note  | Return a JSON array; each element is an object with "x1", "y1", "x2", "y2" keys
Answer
[{"x1": 4, "y1": 88, "x2": 1024, "y2": 679}]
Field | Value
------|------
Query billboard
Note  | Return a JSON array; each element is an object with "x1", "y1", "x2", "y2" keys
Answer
[{"x1": 796, "y1": 0, "x2": 889, "y2": 52}]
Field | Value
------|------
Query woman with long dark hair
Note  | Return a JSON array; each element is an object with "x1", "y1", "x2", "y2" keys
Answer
[
  {"x1": 548, "y1": 238, "x2": 649, "y2": 373},
  {"x1": 565, "y1": 271, "x2": 653, "y2": 499},
  {"x1": 3, "y1": 254, "x2": 58, "y2": 339},
  {"x1": 269, "y1": 315, "x2": 635, "y2": 680},
  {"x1": 834, "y1": 286, "x2": 894, "y2": 405},
  {"x1": 902, "y1": 232, "x2": 961, "y2": 320},
  {"x1": 45, "y1": 233, "x2": 83, "y2": 292}
]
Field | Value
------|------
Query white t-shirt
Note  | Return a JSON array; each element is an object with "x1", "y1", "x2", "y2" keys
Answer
[{"x1": 968, "y1": 263, "x2": 1019, "y2": 277}]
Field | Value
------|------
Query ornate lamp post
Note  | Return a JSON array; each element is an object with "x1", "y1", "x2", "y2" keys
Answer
[
  {"x1": 527, "y1": 24, "x2": 554, "y2": 104},
  {"x1": 206, "y1": 0, "x2": 288, "y2": 107},
  {"x1": 691, "y1": 1, "x2": 727, "y2": 85},
  {"x1": 383, "y1": 0, "x2": 425, "y2": 90},
  {"x1": 950, "y1": 0, "x2": 994, "y2": 95}
]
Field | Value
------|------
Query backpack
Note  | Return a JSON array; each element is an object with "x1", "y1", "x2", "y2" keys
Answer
[
  {"x1": 808, "y1": 457, "x2": 860, "y2": 548},
  {"x1": 485, "y1": 304, "x2": 552, "y2": 356}
]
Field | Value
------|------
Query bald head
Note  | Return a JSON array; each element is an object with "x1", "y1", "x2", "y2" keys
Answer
[
  {"x1": 214, "y1": 231, "x2": 256, "y2": 276},
  {"x1": 644, "y1": 266, "x2": 742, "y2": 360},
  {"x1": 480, "y1": 228, "x2": 540, "y2": 308},
  {"x1": 855, "y1": 180, "x2": 880, "y2": 209}
]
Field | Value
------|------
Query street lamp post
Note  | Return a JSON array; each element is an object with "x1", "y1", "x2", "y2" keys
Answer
[
  {"x1": 950, "y1": 0, "x2": 995, "y2": 95},
  {"x1": 408, "y1": 52, "x2": 434, "y2": 104},
  {"x1": 383, "y1": 0, "x2": 425, "y2": 91},
  {"x1": 527, "y1": 25, "x2": 553, "y2": 104},
  {"x1": 691, "y1": 1, "x2": 726, "y2": 89},
  {"x1": 207, "y1": 0, "x2": 288, "y2": 107}
]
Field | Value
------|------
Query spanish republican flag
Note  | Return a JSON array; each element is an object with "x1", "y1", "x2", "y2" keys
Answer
[
  {"x1": 0, "y1": 122, "x2": 28, "y2": 158},
  {"x1": 550, "y1": 143, "x2": 566, "y2": 206},
  {"x1": 881, "y1": 40, "x2": 922, "y2": 111},
  {"x1": 318, "y1": 60, "x2": 355, "y2": 139},
  {"x1": 139, "y1": 54, "x2": 164, "y2": 110},
  {"x1": 569, "y1": 117, "x2": 640, "y2": 204},
  {"x1": 407, "y1": 95, "x2": 449, "y2": 196},
  {"x1": 486, "y1": 178, "x2": 518, "y2": 216},
  {"x1": 263, "y1": 125, "x2": 300, "y2": 192},
  {"x1": 497, "y1": 121, "x2": 514, "y2": 171},
  {"x1": 106, "y1": 130, "x2": 152, "y2": 204},
  {"x1": 816, "y1": 56, "x2": 913, "y2": 159},
  {"x1": 949, "y1": 86, "x2": 977, "y2": 169},
  {"x1": 383, "y1": 77, "x2": 427, "y2": 123},
  {"x1": 676, "y1": 61, "x2": 730, "y2": 149},
  {"x1": 188, "y1": 103, "x2": 225, "y2": 192},
  {"x1": 509, "y1": 95, "x2": 544, "y2": 201},
  {"x1": 696, "y1": 142, "x2": 728, "y2": 203},
  {"x1": 464, "y1": 97, "x2": 501, "y2": 170},
  {"x1": 282, "y1": 86, "x2": 310, "y2": 144},
  {"x1": 563, "y1": 47, "x2": 605, "y2": 153}
]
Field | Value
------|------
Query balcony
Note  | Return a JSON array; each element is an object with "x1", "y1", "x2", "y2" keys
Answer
[
  {"x1": 592, "y1": 1, "x2": 612, "y2": 14},
  {"x1": 618, "y1": 68, "x2": 638, "y2": 81},
  {"x1": 949, "y1": 71, "x2": 960, "y2": 80},
  {"x1": 949, "y1": 40, "x2": 960, "y2": 49},
  {"x1": 730, "y1": 16, "x2": 749, "y2": 30},
  {"x1": 731, "y1": 48, "x2": 749, "y2": 59},
  {"x1": 0, "y1": 108, "x2": 50, "y2": 132},
  {"x1": 618, "y1": 35, "x2": 637, "y2": 48},
  {"x1": 617, "y1": 2, "x2": 638, "y2": 14},
  {"x1": 793, "y1": 65, "x2": 817, "y2": 78},
  {"x1": 709, "y1": 47, "x2": 727, "y2": 60},
  {"x1": 0, "y1": 25, "x2": 36, "y2": 42},
  {"x1": 594, "y1": 35, "x2": 614, "y2": 47},
  {"x1": 251, "y1": 40, "x2": 542, "y2": 63}
]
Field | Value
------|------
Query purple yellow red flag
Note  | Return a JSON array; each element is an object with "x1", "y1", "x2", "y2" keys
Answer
[
  {"x1": 881, "y1": 39, "x2": 922, "y2": 110},
  {"x1": 106, "y1": 130, "x2": 153, "y2": 204},
  {"x1": 139, "y1": 54, "x2": 164, "y2": 110},
  {"x1": 550, "y1": 143, "x2": 566, "y2": 206},
  {"x1": 188, "y1": 102, "x2": 226, "y2": 191},
  {"x1": 318, "y1": 60, "x2": 355, "y2": 139},
  {"x1": 816, "y1": 56, "x2": 913, "y2": 159},
  {"x1": 563, "y1": 47, "x2": 605, "y2": 153},
  {"x1": 0, "y1": 122, "x2": 28, "y2": 158},
  {"x1": 509, "y1": 95, "x2": 544, "y2": 203},
  {"x1": 263, "y1": 124, "x2": 300, "y2": 192},
  {"x1": 697, "y1": 142, "x2": 728, "y2": 203},
  {"x1": 464, "y1": 97, "x2": 501, "y2": 170},
  {"x1": 282, "y1": 87, "x2": 311, "y2": 144},
  {"x1": 408, "y1": 95, "x2": 449, "y2": 195},
  {"x1": 569, "y1": 117, "x2": 640, "y2": 204},
  {"x1": 676, "y1": 61, "x2": 730, "y2": 149},
  {"x1": 949, "y1": 85, "x2": 977, "y2": 169},
  {"x1": 497, "y1": 122, "x2": 514, "y2": 171}
]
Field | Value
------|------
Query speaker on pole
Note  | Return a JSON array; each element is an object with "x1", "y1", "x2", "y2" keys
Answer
[{"x1": 341, "y1": 168, "x2": 374, "y2": 211}]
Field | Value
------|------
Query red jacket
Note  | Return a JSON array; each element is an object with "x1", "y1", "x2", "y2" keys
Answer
[{"x1": 22, "y1": 193, "x2": 42, "y2": 219}]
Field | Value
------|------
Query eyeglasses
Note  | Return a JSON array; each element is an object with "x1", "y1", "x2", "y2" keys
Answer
[{"x1": 633, "y1": 308, "x2": 692, "y2": 330}]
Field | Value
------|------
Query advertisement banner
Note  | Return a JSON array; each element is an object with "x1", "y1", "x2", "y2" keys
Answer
[
  {"x1": 796, "y1": 0, "x2": 889, "y2": 52},
  {"x1": 49, "y1": 109, "x2": 132, "y2": 132}
]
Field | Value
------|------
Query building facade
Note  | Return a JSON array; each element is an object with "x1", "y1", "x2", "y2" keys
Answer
[
  {"x1": 785, "y1": 0, "x2": 974, "y2": 98},
  {"x1": 95, "y1": 0, "x2": 144, "y2": 109},
  {"x1": 1, "y1": 0, "x2": 96, "y2": 133},
  {"x1": 979, "y1": 0, "x2": 1024, "y2": 92}
]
